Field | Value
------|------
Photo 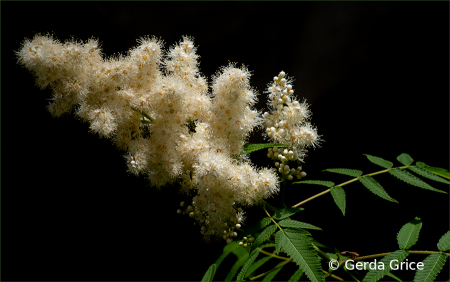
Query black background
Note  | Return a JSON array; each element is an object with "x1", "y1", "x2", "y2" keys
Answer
[{"x1": 2, "y1": 2, "x2": 449, "y2": 281}]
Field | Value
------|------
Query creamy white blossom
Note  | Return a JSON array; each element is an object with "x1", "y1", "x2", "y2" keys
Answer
[{"x1": 16, "y1": 34, "x2": 319, "y2": 241}]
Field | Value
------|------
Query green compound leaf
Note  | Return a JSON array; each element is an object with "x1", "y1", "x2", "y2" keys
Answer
[
  {"x1": 254, "y1": 225, "x2": 277, "y2": 248},
  {"x1": 225, "y1": 249, "x2": 250, "y2": 281},
  {"x1": 236, "y1": 248, "x2": 261, "y2": 281},
  {"x1": 238, "y1": 217, "x2": 271, "y2": 240},
  {"x1": 262, "y1": 261, "x2": 284, "y2": 281},
  {"x1": 201, "y1": 264, "x2": 217, "y2": 282},
  {"x1": 275, "y1": 230, "x2": 284, "y2": 255},
  {"x1": 278, "y1": 219, "x2": 322, "y2": 231},
  {"x1": 408, "y1": 166, "x2": 450, "y2": 185},
  {"x1": 243, "y1": 143, "x2": 288, "y2": 154},
  {"x1": 397, "y1": 217, "x2": 422, "y2": 250},
  {"x1": 215, "y1": 241, "x2": 247, "y2": 269},
  {"x1": 288, "y1": 268, "x2": 304, "y2": 282},
  {"x1": 397, "y1": 153, "x2": 414, "y2": 166},
  {"x1": 386, "y1": 272, "x2": 403, "y2": 282},
  {"x1": 362, "y1": 250, "x2": 409, "y2": 282},
  {"x1": 364, "y1": 154, "x2": 394, "y2": 169},
  {"x1": 416, "y1": 162, "x2": 450, "y2": 179},
  {"x1": 246, "y1": 256, "x2": 271, "y2": 279},
  {"x1": 359, "y1": 175, "x2": 398, "y2": 203},
  {"x1": 389, "y1": 168, "x2": 447, "y2": 194},
  {"x1": 273, "y1": 207, "x2": 304, "y2": 220},
  {"x1": 330, "y1": 186, "x2": 346, "y2": 216},
  {"x1": 323, "y1": 168, "x2": 363, "y2": 177},
  {"x1": 437, "y1": 230, "x2": 450, "y2": 251},
  {"x1": 293, "y1": 180, "x2": 335, "y2": 187},
  {"x1": 280, "y1": 229, "x2": 324, "y2": 282},
  {"x1": 413, "y1": 253, "x2": 448, "y2": 282}
]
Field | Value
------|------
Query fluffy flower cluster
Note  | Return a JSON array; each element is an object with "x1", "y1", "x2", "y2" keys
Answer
[{"x1": 17, "y1": 34, "x2": 318, "y2": 241}]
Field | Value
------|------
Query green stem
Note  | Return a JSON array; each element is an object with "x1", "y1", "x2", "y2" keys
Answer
[
  {"x1": 292, "y1": 166, "x2": 409, "y2": 208},
  {"x1": 260, "y1": 249, "x2": 290, "y2": 260},
  {"x1": 323, "y1": 270, "x2": 345, "y2": 281},
  {"x1": 311, "y1": 244, "x2": 360, "y2": 282},
  {"x1": 261, "y1": 200, "x2": 278, "y2": 214},
  {"x1": 263, "y1": 206, "x2": 282, "y2": 231},
  {"x1": 248, "y1": 258, "x2": 292, "y2": 281}
]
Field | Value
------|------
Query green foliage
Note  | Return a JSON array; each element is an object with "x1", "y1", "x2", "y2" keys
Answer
[
  {"x1": 408, "y1": 166, "x2": 450, "y2": 185},
  {"x1": 293, "y1": 180, "x2": 335, "y2": 187},
  {"x1": 201, "y1": 264, "x2": 217, "y2": 282},
  {"x1": 211, "y1": 153, "x2": 449, "y2": 282},
  {"x1": 437, "y1": 231, "x2": 450, "y2": 252},
  {"x1": 273, "y1": 207, "x2": 303, "y2": 220},
  {"x1": 275, "y1": 230, "x2": 283, "y2": 255},
  {"x1": 364, "y1": 154, "x2": 394, "y2": 168},
  {"x1": 254, "y1": 225, "x2": 277, "y2": 248},
  {"x1": 362, "y1": 250, "x2": 409, "y2": 282},
  {"x1": 359, "y1": 175, "x2": 398, "y2": 203},
  {"x1": 323, "y1": 168, "x2": 363, "y2": 177},
  {"x1": 416, "y1": 162, "x2": 450, "y2": 179},
  {"x1": 389, "y1": 168, "x2": 447, "y2": 194},
  {"x1": 236, "y1": 248, "x2": 261, "y2": 281},
  {"x1": 386, "y1": 272, "x2": 403, "y2": 282},
  {"x1": 279, "y1": 229, "x2": 324, "y2": 282},
  {"x1": 215, "y1": 241, "x2": 248, "y2": 269},
  {"x1": 262, "y1": 261, "x2": 284, "y2": 281},
  {"x1": 397, "y1": 217, "x2": 422, "y2": 250},
  {"x1": 413, "y1": 253, "x2": 448, "y2": 282},
  {"x1": 278, "y1": 219, "x2": 322, "y2": 231},
  {"x1": 288, "y1": 268, "x2": 304, "y2": 282},
  {"x1": 397, "y1": 153, "x2": 414, "y2": 166},
  {"x1": 225, "y1": 252, "x2": 250, "y2": 281},
  {"x1": 243, "y1": 143, "x2": 288, "y2": 154},
  {"x1": 246, "y1": 256, "x2": 272, "y2": 279},
  {"x1": 238, "y1": 217, "x2": 271, "y2": 240},
  {"x1": 330, "y1": 186, "x2": 346, "y2": 216}
]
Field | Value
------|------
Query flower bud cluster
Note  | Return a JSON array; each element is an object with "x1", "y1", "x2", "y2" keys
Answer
[
  {"x1": 177, "y1": 199, "x2": 246, "y2": 243},
  {"x1": 268, "y1": 147, "x2": 307, "y2": 180},
  {"x1": 263, "y1": 71, "x2": 320, "y2": 164},
  {"x1": 238, "y1": 235, "x2": 254, "y2": 248}
]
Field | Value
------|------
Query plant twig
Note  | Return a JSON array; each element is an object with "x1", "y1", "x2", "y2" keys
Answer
[
  {"x1": 248, "y1": 258, "x2": 292, "y2": 281},
  {"x1": 323, "y1": 270, "x2": 345, "y2": 281},
  {"x1": 292, "y1": 166, "x2": 409, "y2": 208},
  {"x1": 260, "y1": 249, "x2": 290, "y2": 260},
  {"x1": 263, "y1": 205, "x2": 282, "y2": 231}
]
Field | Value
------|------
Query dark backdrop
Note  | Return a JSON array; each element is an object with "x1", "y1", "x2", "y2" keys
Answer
[{"x1": 2, "y1": 2, "x2": 449, "y2": 281}]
